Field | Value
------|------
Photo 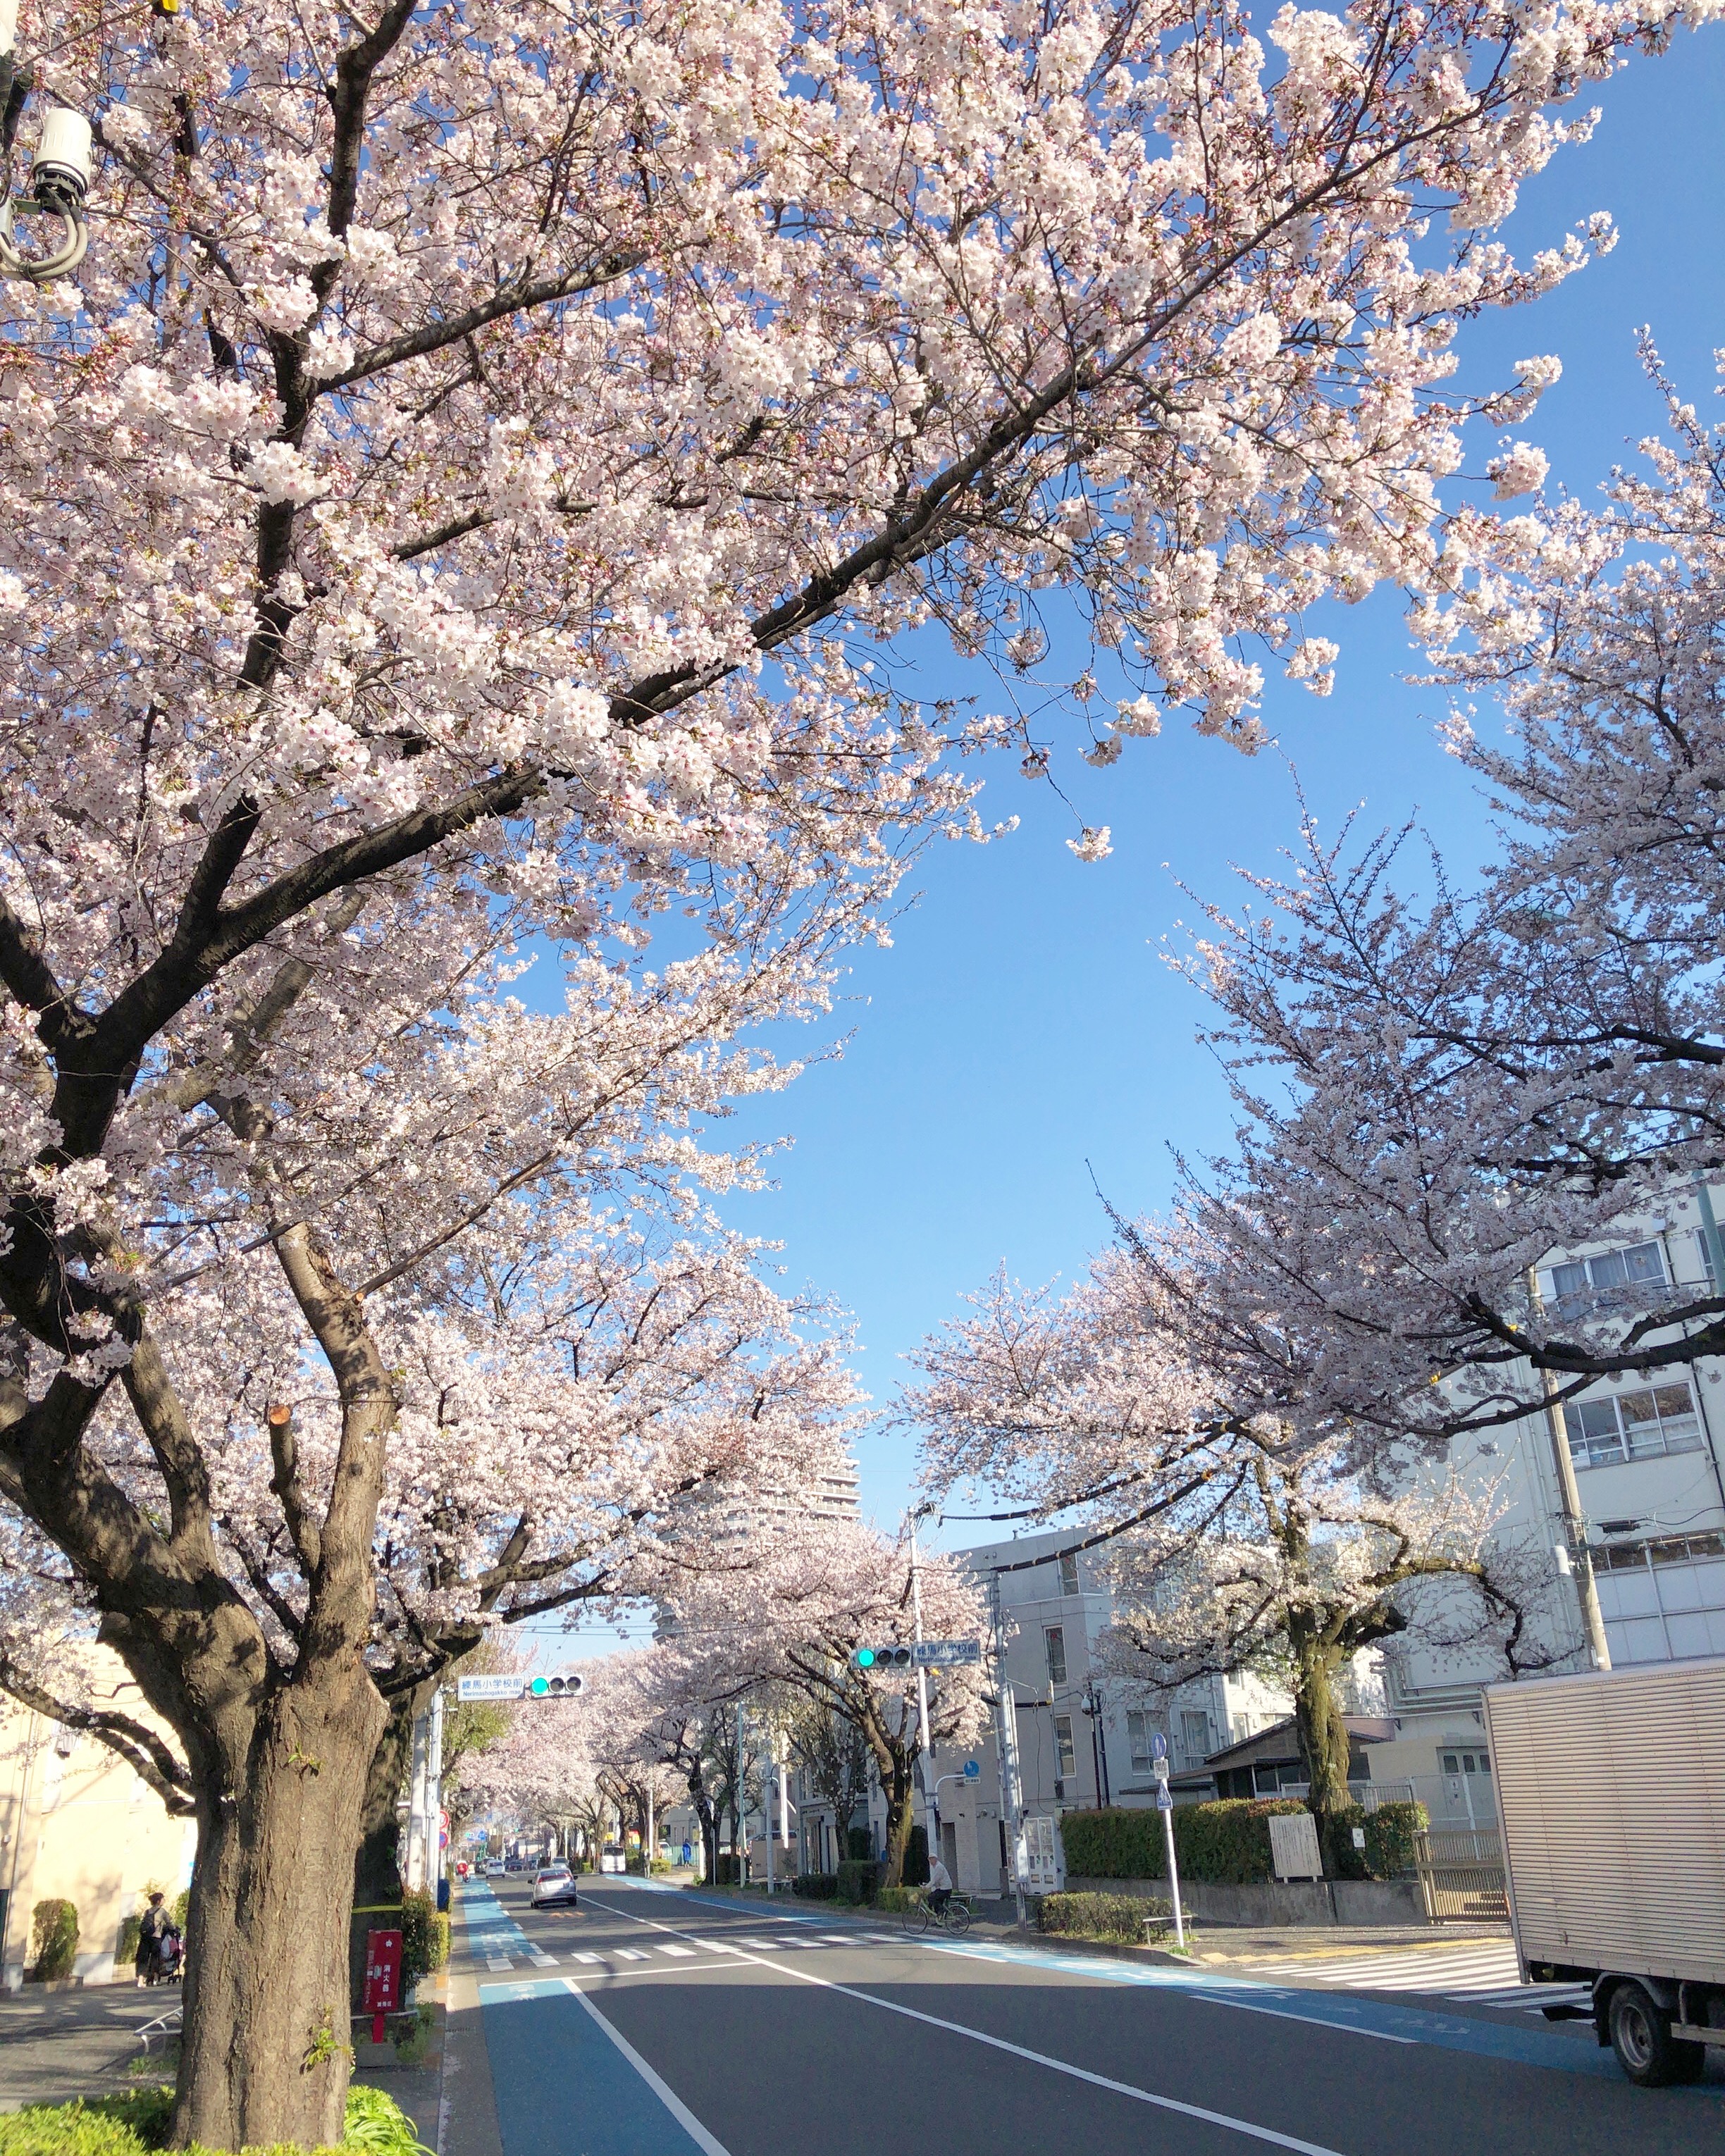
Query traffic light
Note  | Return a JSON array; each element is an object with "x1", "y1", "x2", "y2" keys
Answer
[
  {"x1": 526, "y1": 1673, "x2": 583, "y2": 1699},
  {"x1": 853, "y1": 1646, "x2": 912, "y2": 1672}
]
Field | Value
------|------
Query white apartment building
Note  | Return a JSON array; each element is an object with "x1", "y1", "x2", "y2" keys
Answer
[
  {"x1": 860, "y1": 1526, "x2": 1290, "y2": 1898},
  {"x1": 1373, "y1": 1186, "x2": 1725, "y2": 1823}
]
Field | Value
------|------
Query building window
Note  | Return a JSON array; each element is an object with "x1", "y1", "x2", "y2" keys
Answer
[
  {"x1": 1126, "y1": 1711, "x2": 1156, "y2": 1776},
  {"x1": 1547, "y1": 1240, "x2": 1665, "y2": 1313},
  {"x1": 1566, "y1": 1382, "x2": 1703, "y2": 1470},
  {"x1": 1053, "y1": 1715, "x2": 1077, "y2": 1781},
  {"x1": 1044, "y1": 1625, "x2": 1067, "y2": 1687},
  {"x1": 1179, "y1": 1709, "x2": 1212, "y2": 1765},
  {"x1": 1597, "y1": 1531, "x2": 1725, "y2": 1571},
  {"x1": 1440, "y1": 1749, "x2": 1490, "y2": 1776},
  {"x1": 1058, "y1": 1549, "x2": 1080, "y2": 1597}
]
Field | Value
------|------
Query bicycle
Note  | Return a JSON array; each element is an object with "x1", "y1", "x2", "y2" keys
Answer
[{"x1": 900, "y1": 1892, "x2": 973, "y2": 1937}]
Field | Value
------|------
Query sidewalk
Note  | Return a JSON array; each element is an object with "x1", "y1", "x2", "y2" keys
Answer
[
  {"x1": 0, "y1": 1983, "x2": 178, "y2": 2114},
  {"x1": 676, "y1": 1883, "x2": 1509, "y2": 1971},
  {"x1": 434, "y1": 1888, "x2": 503, "y2": 2156}
]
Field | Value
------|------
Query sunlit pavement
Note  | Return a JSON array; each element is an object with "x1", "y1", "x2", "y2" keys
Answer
[{"x1": 445, "y1": 1878, "x2": 1719, "y2": 2156}]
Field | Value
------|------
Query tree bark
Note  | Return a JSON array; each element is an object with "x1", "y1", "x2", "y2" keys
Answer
[
  {"x1": 352, "y1": 1697, "x2": 414, "y2": 1909},
  {"x1": 176, "y1": 1668, "x2": 386, "y2": 2150},
  {"x1": 1287, "y1": 1616, "x2": 1353, "y2": 1861}
]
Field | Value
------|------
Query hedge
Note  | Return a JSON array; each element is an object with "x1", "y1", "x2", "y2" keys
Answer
[
  {"x1": 1058, "y1": 1800, "x2": 1306, "y2": 1885},
  {"x1": 399, "y1": 1891, "x2": 449, "y2": 1983},
  {"x1": 791, "y1": 1873, "x2": 838, "y2": 1900},
  {"x1": 712, "y1": 1855, "x2": 744, "y2": 1886},
  {"x1": 835, "y1": 1860, "x2": 879, "y2": 1905},
  {"x1": 1059, "y1": 1797, "x2": 1430, "y2": 1884},
  {"x1": 844, "y1": 1827, "x2": 873, "y2": 1862},
  {"x1": 30, "y1": 1901, "x2": 78, "y2": 1982},
  {"x1": 1039, "y1": 1892, "x2": 1170, "y2": 1943},
  {"x1": 0, "y1": 2084, "x2": 429, "y2": 2156}
]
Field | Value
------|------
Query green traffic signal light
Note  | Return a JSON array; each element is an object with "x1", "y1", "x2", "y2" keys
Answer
[
  {"x1": 855, "y1": 1648, "x2": 876, "y2": 1668},
  {"x1": 530, "y1": 1675, "x2": 549, "y2": 1696}
]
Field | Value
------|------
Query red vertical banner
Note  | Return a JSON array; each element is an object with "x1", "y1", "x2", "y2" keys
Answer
[{"x1": 362, "y1": 1927, "x2": 403, "y2": 2045}]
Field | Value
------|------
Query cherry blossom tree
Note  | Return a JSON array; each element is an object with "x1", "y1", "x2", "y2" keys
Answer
[
  {"x1": 1160, "y1": 361, "x2": 1725, "y2": 1464},
  {"x1": 2, "y1": 0, "x2": 1718, "y2": 2140},
  {"x1": 910, "y1": 1242, "x2": 1550, "y2": 1845},
  {"x1": 651, "y1": 1518, "x2": 989, "y2": 1885}
]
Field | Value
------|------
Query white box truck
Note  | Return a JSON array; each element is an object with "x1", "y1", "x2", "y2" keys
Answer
[{"x1": 1483, "y1": 1655, "x2": 1725, "y2": 2087}]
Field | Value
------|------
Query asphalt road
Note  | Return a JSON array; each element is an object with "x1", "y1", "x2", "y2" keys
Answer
[{"x1": 463, "y1": 1878, "x2": 1719, "y2": 2156}]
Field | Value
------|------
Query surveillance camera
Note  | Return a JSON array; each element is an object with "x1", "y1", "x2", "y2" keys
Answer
[{"x1": 32, "y1": 108, "x2": 92, "y2": 213}]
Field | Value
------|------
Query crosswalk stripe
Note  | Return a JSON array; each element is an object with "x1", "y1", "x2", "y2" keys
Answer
[
  {"x1": 657, "y1": 1944, "x2": 697, "y2": 1957},
  {"x1": 525, "y1": 1951, "x2": 557, "y2": 1966},
  {"x1": 485, "y1": 1954, "x2": 512, "y2": 1971},
  {"x1": 571, "y1": 1953, "x2": 602, "y2": 1964},
  {"x1": 820, "y1": 1935, "x2": 859, "y2": 1944},
  {"x1": 613, "y1": 1947, "x2": 648, "y2": 1962}
]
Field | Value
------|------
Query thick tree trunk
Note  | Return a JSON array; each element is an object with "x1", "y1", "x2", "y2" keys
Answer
[
  {"x1": 175, "y1": 1670, "x2": 386, "y2": 2150},
  {"x1": 879, "y1": 1762, "x2": 915, "y2": 1888},
  {"x1": 352, "y1": 1697, "x2": 414, "y2": 1909},
  {"x1": 1288, "y1": 1620, "x2": 1353, "y2": 1861}
]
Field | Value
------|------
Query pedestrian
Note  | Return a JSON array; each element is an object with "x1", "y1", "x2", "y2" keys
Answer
[
  {"x1": 926, "y1": 1854, "x2": 953, "y2": 1917},
  {"x1": 135, "y1": 1893, "x2": 171, "y2": 1988}
]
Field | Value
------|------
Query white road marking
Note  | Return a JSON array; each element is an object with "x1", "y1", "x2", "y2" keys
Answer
[
  {"x1": 563, "y1": 1981, "x2": 734, "y2": 2156},
  {"x1": 581, "y1": 1893, "x2": 1355, "y2": 2156},
  {"x1": 613, "y1": 1947, "x2": 648, "y2": 1962},
  {"x1": 525, "y1": 1950, "x2": 557, "y2": 1967},
  {"x1": 485, "y1": 1955, "x2": 513, "y2": 1971},
  {"x1": 571, "y1": 1953, "x2": 602, "y2": 1965},
  {"x1": 657, "y1": 1944, "x2": 697, "y2": 1957}
]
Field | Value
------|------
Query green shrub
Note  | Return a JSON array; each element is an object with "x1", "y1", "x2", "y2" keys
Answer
[
  {"x1": 399, "y1": 1891, "x2": 449, "y2": 1983},
  {"x1": 872, "y1": 1885, "x2": 921, "y2": 1914},
  {"x1": 1039, "y1": 1892, "x2": 1168, "y2": 1943},
  {"x1": 1175, "y1": 1798, "x2": 1308, "y2": 1883},
  {"x1": 30, "y1": 1900, "x2": 78, "y2": 1982},
  {"x1": 791, "y1": 1873, "x2": 838, "y2": 1899},
  {"x1": 115, "y1": 1915, "x2": 142, "y2": 1970},
  {"x1": 170, "y1": 1892, "x2": 190, "y2": 1937},
  {"x1": 835, "y1": 1859, "x2": 879, "y2": 1905},
  {"x1": 1056, "y1": 1809, "x2": 1166, "y2": 1881},
  {"x1": 843, "y1": 1827, "x2": 873, "y2": 1862},
  {"x1": 712, "y1": 1854, "x2": 744, "y2": 1886},
  {"x1": 0, "y1": 2084, "x2": 429, "y2": 2156},
  {"x1": 902, "y1": 1825, "x2": 929, "y2": 1888},
  {"x1": 390, "y1": 2004, "x2": 437, "y2": 2068},
  {"x1": 344, "y1": 2086, "x2": 433, "y2": 2156},
  {"x1": 1056, "y1": 1799, "x2": 1317, "y2": 1884},
  {"x1": 1363, "y1": 1799, "x2": 1427, "y2": 1878}
]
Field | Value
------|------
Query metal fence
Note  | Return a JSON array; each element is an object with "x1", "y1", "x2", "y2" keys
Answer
[{"x1": 1414, "y1": 1827, "x2": 1508, "y2": 1921}]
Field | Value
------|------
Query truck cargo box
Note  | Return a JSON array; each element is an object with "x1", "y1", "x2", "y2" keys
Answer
[{"x1": 1483, "y1": 1654, "x2": 1725, "y2": 1990}]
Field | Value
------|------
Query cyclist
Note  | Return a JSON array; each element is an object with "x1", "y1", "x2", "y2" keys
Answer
[{"x1": 925, "y1": 1854, "x2": 953, "y2": 1918}]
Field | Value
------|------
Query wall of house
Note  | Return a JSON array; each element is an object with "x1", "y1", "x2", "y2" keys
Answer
[{"x1": 0, "y1": 1654, "x2": 196, "y2": 1988}]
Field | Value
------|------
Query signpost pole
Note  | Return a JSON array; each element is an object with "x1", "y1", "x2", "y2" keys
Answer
[{"x1": 1153, "y1": 1735, "x2": 1185, "y2": 1951}]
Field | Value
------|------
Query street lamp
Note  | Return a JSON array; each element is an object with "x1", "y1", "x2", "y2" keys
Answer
[{"x1": 0, "y1": 3, "x2": 92, "y2": 282}]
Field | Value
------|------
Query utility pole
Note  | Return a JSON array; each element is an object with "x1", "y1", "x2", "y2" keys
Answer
[
  {"x1": 734, "y1": 1700, "x2": 747, "y2": 1884},
  {"x1": 1526, "y1": 1268, "x2": 1612, "y2": 1671},
  {"x1": 1081, "y1": 1680, "x2": 1111, "y2": 1809},
  {"x1": 428, "y1": 1686, "x2": 445, "y2": 1904},
  {"x1": 988, "y1": 1570, "x2": 1027, "y2": 1933},
  {"x1": 907, "y1": 1508, "x2": 936, "y2": 1863}
]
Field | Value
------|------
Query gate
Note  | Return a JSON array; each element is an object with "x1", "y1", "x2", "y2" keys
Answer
[{"x1": 1414, "y1": 1827, "x2": 1508, "y2": 1921}]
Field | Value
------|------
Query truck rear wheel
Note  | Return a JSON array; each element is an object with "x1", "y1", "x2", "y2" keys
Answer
[{"x1": 1607, "y1": 1982, "x2": 1705, "y2": 2087}]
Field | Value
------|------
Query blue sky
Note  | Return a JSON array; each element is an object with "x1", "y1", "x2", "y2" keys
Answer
[{"x1": 545, "y1": 32, "x2": 1725, "y2": 1656}]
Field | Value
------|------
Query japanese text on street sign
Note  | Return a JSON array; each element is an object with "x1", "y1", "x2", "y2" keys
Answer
[
  {"x1": 457, "y1": 1674, "x2": 525, "y2": 1700},
  {"x1": 363, "y1": 1927, "x2": 402, "y2": 2043},
  {"x1": 911, "y1": 1639, "x2": 982, "y2": 1668}
]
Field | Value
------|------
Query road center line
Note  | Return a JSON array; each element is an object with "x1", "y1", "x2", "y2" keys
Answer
[{"x1": 579, "y1": 1892, "x2": 1352, "y2": 2156}]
